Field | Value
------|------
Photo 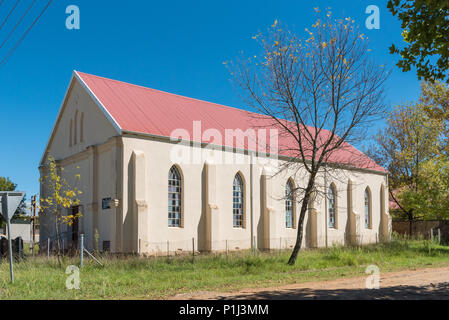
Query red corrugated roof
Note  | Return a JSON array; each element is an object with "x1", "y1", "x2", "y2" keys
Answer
[{"x1": 76, "y1": 71, "x2": 386, "y2": 173}]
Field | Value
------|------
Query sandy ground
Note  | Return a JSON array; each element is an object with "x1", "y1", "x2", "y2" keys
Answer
[{"x1": 171, "y1": 266, "x2": 449, "y2": 300}]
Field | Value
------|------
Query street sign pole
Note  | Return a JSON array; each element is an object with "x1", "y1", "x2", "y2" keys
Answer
[
  {"x1": 0, "y1": 191, "x2": 26, "y2": 284},
  {"x1": 7, "y1": 218, "x2": 14, "y2": 283}
]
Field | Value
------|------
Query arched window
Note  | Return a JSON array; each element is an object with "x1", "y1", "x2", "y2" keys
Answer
[
  {"x1": 74, "y1": 110, "x2": 78, "y2": 145},
  {"x1": 80, "y1": 112, "x2": 84, "y2": 143},
  {"x1": 69, "y1": 119, "x2": 73, "y2": 147},
  {"x1": 168, "y1": 166, "x2": 182, "y2": 227},
  {"x1": 233, "y1": 173, "x2": 244, "y2": 228},
  {"x1": 285, "y1": 180, "x2": 294, "y2": 228},
  {"x1": 328, "y1": 184, "x2": 337, "y2": 229},
  {"x1": 364, "y1": 188, "x2": 371, "y2": 228}
]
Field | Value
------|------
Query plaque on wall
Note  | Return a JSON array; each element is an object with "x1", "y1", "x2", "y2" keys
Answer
[{"x1": 102, "y1": 198, "x2": 112, "y2": 210}]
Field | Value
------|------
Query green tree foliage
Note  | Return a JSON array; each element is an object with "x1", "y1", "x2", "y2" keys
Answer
[
  {"x1": 370, "y1": 88, "x2": 449, "y2": 233},
  {"x1": 0, "y1": 177, "x2": 16, "y2": 191},
  {"x1": 420, "y1": 81, "x2": 449, "y2": 153},
  {"x1": 388, "y1": 0, "x2": 449, "y2": 82},
  {"x1": 399, "y1": 158, "x2": 449, "y2": 220}
]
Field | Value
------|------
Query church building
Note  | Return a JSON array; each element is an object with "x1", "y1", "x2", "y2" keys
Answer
[{"x1": 39, "y1": 71, "x2": 391, "y2": 254}]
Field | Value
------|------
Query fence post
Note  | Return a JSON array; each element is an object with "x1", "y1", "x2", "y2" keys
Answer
[
  {"x1": 253, "y1": 235, "x2": 256, "y2": 255},
  {"x1": 47, "y1": 238, "x2": 50, "y2": 259},
  {"x1": 167, "y1": 240, "x2": 169, "y2": 257},
  {"x1": 438, "y1": 229, "x2": 441, "y2": 244},
  {"x1": 431, "y1": 228, "x2": 434, "y2": 243},
  {"x1": 80, "y1": 234, "x2": 84, "y2": 268},
  {"x1": 192, "y1": 237, "x2": 195, "y2": 262}
]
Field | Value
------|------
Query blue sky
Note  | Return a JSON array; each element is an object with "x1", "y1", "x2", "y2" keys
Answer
[{"x1": 0, "y1": 0, "x2": 420, "y2": 198}]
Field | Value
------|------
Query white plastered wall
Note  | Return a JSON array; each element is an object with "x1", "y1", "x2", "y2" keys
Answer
[
  {"x1": 39, "y1": 77, "x2": 121, "y2": 251},
  {"x1": 120, "y1": 134, "x2": 389, "y2": 254}
]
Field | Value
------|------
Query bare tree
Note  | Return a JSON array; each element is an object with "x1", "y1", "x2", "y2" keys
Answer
[{"x1": 227, "y1": 11, "x2": 389, "y2": 265}]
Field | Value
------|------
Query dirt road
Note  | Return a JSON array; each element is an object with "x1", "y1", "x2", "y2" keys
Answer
[{"x1": 173, "y1": 266, "x2": 449, "y2": 300}]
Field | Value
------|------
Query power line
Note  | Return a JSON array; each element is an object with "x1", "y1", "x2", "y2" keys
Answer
[
  {"x1": 0, "y1": 0, "x2": 53, "y2": 67},
  {"x1": 0, "y1": 0, "x2": 21, "y2": 32},
  {"x1": 0, "y1": 0, "x2": 37, "y2": 51}
]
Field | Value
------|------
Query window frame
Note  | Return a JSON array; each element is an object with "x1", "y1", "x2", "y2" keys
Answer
[
  {"x1": 328, "y1": 183, "x2": 337, "y2": 229},
  {"x1": 69, "y1": 119, "x2": 73, "y2": 147},
  {"x1": 80, "y1": 112, "x2": 84, "y2": 143},
  {"x1": 285, "y1": 179, "x2": 295, "y2": 229},
  {"x1": 74, "y1": 110, "x2": 78, "y2": 145},
  {"x1": 233, "y1": 173, "x2": 245, "y2": 228},
  {"x1": 168, "y1": 165, "x2": 183, "y2": 228},
  {"x1": 364, "y1": 187, "x2": 372, "y2": 229}
]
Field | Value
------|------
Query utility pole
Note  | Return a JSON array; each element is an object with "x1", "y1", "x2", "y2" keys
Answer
[{"x1": 31, "y1": 195, "x2": 37, "y2": 255}]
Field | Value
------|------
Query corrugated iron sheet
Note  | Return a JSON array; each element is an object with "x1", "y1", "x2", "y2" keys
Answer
[{"x1": 77, "y1": 71, "x2": 386, "y2": 173}]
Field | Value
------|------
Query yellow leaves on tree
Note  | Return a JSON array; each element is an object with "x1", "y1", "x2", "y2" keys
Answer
[{"x1": 39, "y1": 155, "x2": 83, "y2": 227}]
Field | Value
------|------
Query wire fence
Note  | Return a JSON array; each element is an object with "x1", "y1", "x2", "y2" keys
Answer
[
  {"x1": 127, "y1": 233, "x2": 382, "y2": 257},
  {"x1": 391, "y1": 228, "x2": 444, "y2": 244},
  {"x1": 38, "y1": 231, "x2": 97, "y2": 258},
  {"x1": 33, "y1": 230, "x2": 385, "y2": 260}
]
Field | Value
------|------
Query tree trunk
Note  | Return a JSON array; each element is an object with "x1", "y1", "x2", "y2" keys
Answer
[
  {"x1": 55, "y1": 217, "x2": 61, "y2": 266},
  {"x1": 288, "y1": 174, "x2": 316, "y2": 265},
  {"x1": 408, "y1": 209, "x2": 414, "y2": 238}
]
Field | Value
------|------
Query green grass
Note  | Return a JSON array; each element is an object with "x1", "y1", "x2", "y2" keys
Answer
[{"x1": 1, "y1": 239, "x2": 449, "y2": 300}]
